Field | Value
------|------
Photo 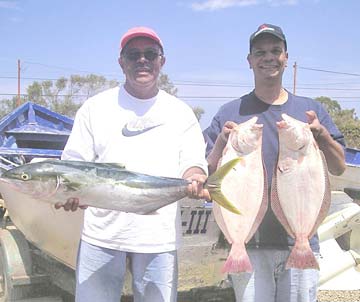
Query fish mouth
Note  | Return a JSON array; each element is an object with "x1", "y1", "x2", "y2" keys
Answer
[
  {"x1": 0, "y1": 176, "x2": 60, "y2": 200},
  {"x1": 0, "y1": 177, "x2": 20, "y2": 188}
]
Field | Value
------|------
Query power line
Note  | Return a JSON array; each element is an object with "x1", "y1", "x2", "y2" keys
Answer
[
  {"x1": 1, "y1": 76, "x2": 359, "y2": 91},
  {"x1": 23, "y1": 61, "x2": 101, "y2": 74},
  {"x1": 23, "y1": 61, "x2": 120, "y2": 78},
  {"x1": 0, "y1": 76, "x2": 62, "y2": 81},
  {"x1": 298, "y1": 66, "x2": 360, "y2": 77},
  {"x1": 21, "y1": 61, "x2": 360, "y2": 78},
  {"x1": 0, "y1": 93, "x2": 358, "y2": 102},
  {"x1": 181, "y1": 97, "x2": 359, "y2": 102},
  {"x1": 295, "y1": 87, "x2": 360, "y2": 91},
  {"x1": 0, "y1": 93, "x2": 88, "y2": 97}
]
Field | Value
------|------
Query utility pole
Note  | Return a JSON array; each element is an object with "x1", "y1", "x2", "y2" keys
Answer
[
  {"x1": 293, "y1": 61, "x2": 297, "y2": 95},
  {"x1": 17, "y1": 59, "x2": 21, "y2": 106}
]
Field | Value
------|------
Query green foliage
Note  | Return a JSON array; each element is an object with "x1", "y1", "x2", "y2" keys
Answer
[
  {"x1": 1, "y1": 73, "x2": 206, "y2": 124},
  {"x1": 338, "y1": 125, "x2": 360, "y2": 149},
  {"x1": 316, "y1": 96, "x2": 342, "y2": 116},
  {"x1": 315, "y1": 96, "x2": 360, "y2": 148},
  {"x1": 0, "y1": 97, "x2": 18, "y2": 119},
  {"x1": 158, "y1": 73, "x2": 178, "y2": 96},
  {"x1": 24, "y1": 74, "x2": 119, "y2": 118},
  {"x1": 192, "y1": 106, "x2": 205, "y2": 121},
  {"x1": 157, "y1": 72, "x2": 205, "y2": 121}
]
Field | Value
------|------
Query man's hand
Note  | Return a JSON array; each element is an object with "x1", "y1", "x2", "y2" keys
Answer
[
  {"x1": 219, "y1": 121, "x2": 238, "y2": 144},
  {"x1": 182, "y1": 167, "x2": 211, "y2": 201},
  {"x1": 306, "y1": 110, "x2": 325, "y2": 139},
  {"x1": 54, "y1": 197, "x2": 88, "y2": 211},
  {"x1": 186, "y1": 173, "x2": 211, "y2": 200},
  {"x1": 207, "y1": 120, "x2": 238, "y2": 175},
  {"x1": 306, "y1": 110, "x2": 346, "y2": 176}
]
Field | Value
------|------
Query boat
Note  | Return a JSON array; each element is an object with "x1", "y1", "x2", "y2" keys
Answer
[
  {"x1": 329, "y1": 147, "x2": 360, "y2": 191},
  {"x1": 0, "y1": 101, "x2": 78, "y2": 268},
  {"x1": 0, "y1": 101, "x2": 73, "y2": 169},
  {"x1": 320, "y1": 146, "x2": 360, "y2": 290}
]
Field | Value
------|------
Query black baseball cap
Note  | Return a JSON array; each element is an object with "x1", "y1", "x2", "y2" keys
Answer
[{"x1": 249, "y1": 23, "x2": 287, "y2": 51}]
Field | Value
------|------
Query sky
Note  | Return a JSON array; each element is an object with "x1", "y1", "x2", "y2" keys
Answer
[{"x1": 1, "y1": 0, "x2": 359, "y2": 129}]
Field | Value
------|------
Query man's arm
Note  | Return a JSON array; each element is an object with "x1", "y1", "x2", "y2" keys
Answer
[
  {"x1": 206, "y1": 121, "x2": 238, "y2": 175},
  {"x1": 306, "y1": 111, "x2": 346, "y2": 176}
]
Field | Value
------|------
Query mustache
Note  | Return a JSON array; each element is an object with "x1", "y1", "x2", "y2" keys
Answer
[{"x1": 134, "y1": 62, "x2": 152, "y2": 69}]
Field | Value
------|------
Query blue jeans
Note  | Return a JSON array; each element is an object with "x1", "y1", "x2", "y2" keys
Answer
[
  {"x1": 230, "y1": 249, "x2": 319, "y2": 302},
  {"x1": 75, "y1": 240, "x2": 178, "y2": 302}
]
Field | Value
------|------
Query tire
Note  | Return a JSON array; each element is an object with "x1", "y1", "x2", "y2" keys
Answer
[{"x1": 0, "y1": 228, "x2": 33, "y2": 301}]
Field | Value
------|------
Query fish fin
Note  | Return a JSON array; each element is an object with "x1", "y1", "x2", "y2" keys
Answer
[
  {"x1": 141, "y1": 210, "x2": 160, "y2": 215},
  {"x1": 61, "y1": 176, "x2": 82, "y2": 192},
  {"x1": 206, "y1": 158, "x2": 242, "y2": 215},
  {"x1": 270, "y1": 169, "x2": 296, "y2": 238},
  {"x1": 103, "y1": 163, "x2": 126, "y2": 169},
  {"x1": 221, "y1": 243, "x2": 253, "y2": 273},
  {"x1": 286, "y1": 242, "x2": 319, "y2": 270},
  {"x1": 309, "y1": 151, "x2": 331, "y2": 237},
  {"x1": 246, "y1": 164, "x2": 268, "y2": 242}
]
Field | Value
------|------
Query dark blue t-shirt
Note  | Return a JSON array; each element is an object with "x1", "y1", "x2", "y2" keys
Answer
[{"x1": 203, "y1": 90, "x2": 345, "y2": 252}]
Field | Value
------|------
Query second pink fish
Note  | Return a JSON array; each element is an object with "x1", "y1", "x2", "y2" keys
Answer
[{"x1": 271, "y1": 113, "x2": 331, "y2": 270}]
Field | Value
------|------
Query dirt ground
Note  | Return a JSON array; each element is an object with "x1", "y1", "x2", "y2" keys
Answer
[{"x1": 317, "y1": 290, "x2": 360, "y2": 302}]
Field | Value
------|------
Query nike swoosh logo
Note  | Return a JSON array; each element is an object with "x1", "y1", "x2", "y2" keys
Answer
[{"x1": 122, "y1": 123, "x2": 163, "y2": 137}]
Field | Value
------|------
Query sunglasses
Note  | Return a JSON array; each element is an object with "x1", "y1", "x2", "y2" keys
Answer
[{"x1": 124, "y1": 49, "x2": 162, "y2": 62}]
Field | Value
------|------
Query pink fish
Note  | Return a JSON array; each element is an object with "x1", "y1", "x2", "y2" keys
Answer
[
  {"x1": 271, "y1": 113, "x2": 331, "y2": 270},
  {"x1": 213, "y1": 116, "x2": 268, "y2": 273}
]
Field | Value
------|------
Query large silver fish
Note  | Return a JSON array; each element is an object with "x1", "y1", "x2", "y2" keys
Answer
[
  {"x1": 207, "y1": 117, "x2": 268, "y2": 273},
  {"x1": 0, "y1": 159, "x2": 241, "y2": 215},
  {"x1": 271, "y1": 113, "x2": 331, "y2": 270}
]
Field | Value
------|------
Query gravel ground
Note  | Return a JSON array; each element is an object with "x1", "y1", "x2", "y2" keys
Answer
[{"x1": 318, "y1": 290, "x2": 360, "y2": 302}]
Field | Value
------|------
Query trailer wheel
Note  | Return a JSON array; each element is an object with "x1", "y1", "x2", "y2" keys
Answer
[{"x1": 0, "y1": 228, "x2": 33, "y2": 301}]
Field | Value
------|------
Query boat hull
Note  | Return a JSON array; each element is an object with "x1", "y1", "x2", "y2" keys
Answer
[
  {"x1": 330, "y1": 164, "x2": 360, "y2": 191},
  {"x1": 0, "y1": 186, "x2": 83, "y2": 268}
]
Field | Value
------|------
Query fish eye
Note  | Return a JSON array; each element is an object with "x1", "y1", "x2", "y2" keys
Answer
[{"x1": 20, "y1": 173, "x2": 30, "y2": 181}]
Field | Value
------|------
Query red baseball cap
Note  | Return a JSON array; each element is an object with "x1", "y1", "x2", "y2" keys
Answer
[{"x1": 120, "y1": 26, "x2": 163, "y2": 50}]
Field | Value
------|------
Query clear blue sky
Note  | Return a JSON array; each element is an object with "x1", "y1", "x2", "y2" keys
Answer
[{"x1": 1, "y1": 0, "x2": 359, "y2": 129}]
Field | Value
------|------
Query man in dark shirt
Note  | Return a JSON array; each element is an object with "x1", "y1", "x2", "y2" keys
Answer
[{"x1": 203, "y1": 23, "x2": 346, "y2": 302}]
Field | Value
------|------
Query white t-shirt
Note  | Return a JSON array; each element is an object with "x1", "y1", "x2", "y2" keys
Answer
[{"x1": 61, "y1": 85, "x2": 208, "y2": 253}]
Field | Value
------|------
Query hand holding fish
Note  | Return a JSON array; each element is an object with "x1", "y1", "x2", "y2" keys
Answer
[
  {"x1": 219, "y1": 121, "x2": 238, "y2": 144},
  {"x1": 207, "y1": 121, "x2": 238, "y2": 175},
  {"x1": 306, "y1": 110, "x2": 325, "y2": 139},
  {"x1": 54, "y1": 198, "x2": 88, "y2": 212},
  {"x1": 183, "y1": 167, "x2": 211, "y2": 200},
  {"x1": 306, "y1": 110, "x2": 346, "y2": 176}
]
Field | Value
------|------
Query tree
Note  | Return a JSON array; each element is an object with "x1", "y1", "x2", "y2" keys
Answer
[
  {"x1": 0, "y1": 97, "x2": 18, "y2": 119},
  {"x1": 0, "y1": 72, "x2": 206, "y2": 123},
  {"x1": 158, "y1": 73, "x2": 178, "y2": 96},
  {"x1": 192, "y1": 106, "x2": 205, "y2": 121},
  {"x1": 25, "y1": 74, "x2": 118, "y2": 117},
  {"x1": 316, "y1": 96, "x2": 360, "y2": 148},
  {"x1": 158, "y1": 72, "x2": 205, "y2": 121},
  {"x1": 315, "y1": 96, "x2": 341, "y2": 116}
]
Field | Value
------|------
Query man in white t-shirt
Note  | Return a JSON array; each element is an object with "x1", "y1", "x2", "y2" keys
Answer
[{"x1": 55, "y1": 26, "x2": 209, "y2": 302}]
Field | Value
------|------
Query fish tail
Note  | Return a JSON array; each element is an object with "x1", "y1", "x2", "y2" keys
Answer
[
  {"x1": 286, "y1": 241, "x2": 319, "y2": 270},
  {"x1": 221, "y1": 243, "x2": 253, "y2": 273},
  {"x1": 206, "y1": 158, "x2": 242, "y2": 215}
]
